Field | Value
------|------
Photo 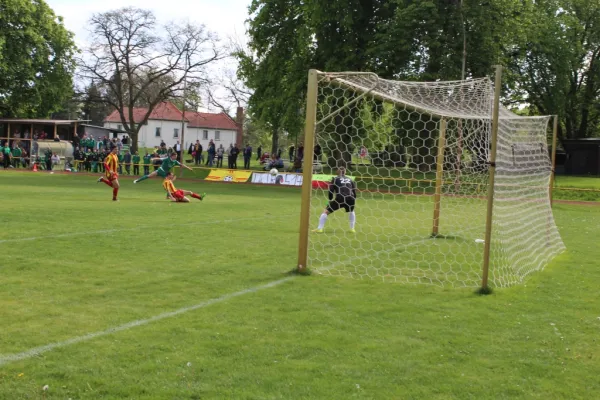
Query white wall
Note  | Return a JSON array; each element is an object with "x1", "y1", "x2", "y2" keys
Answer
[
  {"x1": 104, "y1": 120, "x2": 237, "y2": 150},
  {"x1": 185, "y1": 127, "x2": 237, "y2": 150}
]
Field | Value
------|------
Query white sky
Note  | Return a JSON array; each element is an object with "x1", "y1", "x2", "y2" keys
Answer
[
  {"x1": 46, "y1": 0, "x2": 251, "y2": 112},
  {"x1": 46, "y1": 0, "x2": 250, "y2": 47}
]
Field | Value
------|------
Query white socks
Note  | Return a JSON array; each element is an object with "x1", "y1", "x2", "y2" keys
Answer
[
  {"x1": 349, "y1": 212, "x2": 356, "y2": 229},
  {"x1": 318, "y1": 213, "x2": 328, "y2": 229}
]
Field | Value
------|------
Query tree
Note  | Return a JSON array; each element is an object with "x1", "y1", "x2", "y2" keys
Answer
[
  {"x1": 507, "y1": 0, "x2": 600, "y2": 140},
  {"x1": 78, "y1": 7, "x2": 221, "y2": 151},
  {"x1": 237, "y1": 0, "x2": 311, "y2": 154},
  {"x1": 0, "y1": 0, "x2": 76, "y2": 117},
  {"x1": 80, "y1": 83, "x2": 114, "y2": 125}
]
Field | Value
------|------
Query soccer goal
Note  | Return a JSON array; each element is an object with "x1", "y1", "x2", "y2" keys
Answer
[{"x1": 296, "y1": 67, "x2": 565, "y2": 289}]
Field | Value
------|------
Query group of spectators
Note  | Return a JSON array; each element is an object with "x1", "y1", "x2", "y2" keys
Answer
[{"x1": 2, "y1": 128, "x2": 324, "y2": 175}]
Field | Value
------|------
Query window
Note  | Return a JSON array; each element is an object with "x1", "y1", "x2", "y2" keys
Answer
[
  {"x1": 173, "y1": 128, "x2": 179, "y2": 138},
  {"x1": 155, "y1": 127, "x2": 161, "y2": 137},
  {"x1": 203, "y1": 130, "x2": 208, "y2": 140},
  {"x1": 215, "y1": 130, "x2": 220, "y2": 141},
  {"x1": 117, "y1": 124, "x2": 122, "y2": 130}
]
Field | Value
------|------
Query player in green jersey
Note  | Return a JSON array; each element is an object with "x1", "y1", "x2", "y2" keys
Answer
[{"x1": 133, "y1": 152, "x2": 193, "y2": 183}]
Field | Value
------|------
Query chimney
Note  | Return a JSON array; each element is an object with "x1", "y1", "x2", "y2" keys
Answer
[{"x1": 235, "y1": 106, "x2": 244, "y2": 145}]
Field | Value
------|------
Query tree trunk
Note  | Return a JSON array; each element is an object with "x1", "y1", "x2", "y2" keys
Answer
[{"x1": 271, "y1": 126, "x2": 279, "y2": 155}]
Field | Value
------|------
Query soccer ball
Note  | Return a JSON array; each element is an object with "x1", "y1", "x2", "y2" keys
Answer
[{"x1": 269, "y1": 168, "x2": 278, "y2": 176}]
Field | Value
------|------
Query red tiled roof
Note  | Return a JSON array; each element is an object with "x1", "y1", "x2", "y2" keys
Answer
[
  {"x1": 104, "y1": 102, "x2": 239, "y2": 130},
  {"x1": 104, "y1": 102, "x2": 187, "y2": 123},
  {"x1": 187, "y1": 111, "x2": 239, "y2": 130}
]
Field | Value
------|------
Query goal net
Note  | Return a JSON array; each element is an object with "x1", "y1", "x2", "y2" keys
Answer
[{"x1": 299, "y1": 70, "x2": 565, "y2": 288}]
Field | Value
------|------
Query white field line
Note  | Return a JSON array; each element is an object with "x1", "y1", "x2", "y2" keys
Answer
[
  {"x1": 0, "y1": 276, "x2": 294, "y2": 367},
  {"x1": 0, "y1": 215, "x2": 280, "y2": 245}
]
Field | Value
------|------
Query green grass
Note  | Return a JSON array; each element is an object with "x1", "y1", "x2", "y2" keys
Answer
[
  {"x1": 1, "y1": 171, "x2": 600, "y2": 399},
  {"x1": 554, "y1": 175, "x2": 600, "y2": 189},
  {"x1": 553, "y1": 176, "x2": 600, "y2": 202}
]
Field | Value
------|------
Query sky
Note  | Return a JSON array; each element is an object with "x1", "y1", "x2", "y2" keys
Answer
[
  {"x1": 46, "y1": 0, "x2": 250, "y2": 47},
  {"x1": 45, "y1": 0, "x2": 252, "y2": 112}
]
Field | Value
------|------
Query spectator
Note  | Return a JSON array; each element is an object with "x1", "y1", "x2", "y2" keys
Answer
[
  {"x1": 158, "y1": 143, "x2": 167, "y2": 156},
  {"x1": 44, "y1": 148, "x2": 52, "y2": 171},
  {"x1": 199, "y1": 142, "x2": 205, "y2": 164},
  {"x1": 90, "y1": 149, "x2": 99, "y2": 173},
  {"x1": 174, "y1": 140, "x2": 181, "y2": 161},
  {"x1": 243, "y1": 143, "x2": 252, "y2": 169},
  {"x1": 72, "y1": 133, "x2": 80, "y2": 149},
  {"x1": 188, "y1": 142, "x2": 194, "y2": 162},
  {"x1": 207, "y1": 140, "x2": 216, "y2": 167},
  {"x1": 297, "y1": 144, "x2": 304, "y2": 161},
  {"x1": 256, "y1": 145, "x2": 262, "y2": 161},
  {"x1": 193, "y1": 140, "x2": 201, "y2": 165},
  {"x1": 227, "y1": 144, "x2": 233, "y2": 168},
  {"x1": 143, "y1": 152, "x2": 151, "y2": 175},
  {"x1": 133, "y1": 151, "x2": 141, "y2": 175},
  {"x1": 12, "y1": 145, "x2": 22, "y2": 168},
  {"x1": 231, "y1": 143, "x2": 240, "y2": 169},
  {"x1": 124, "y1": 150, "x2": 132, "y2": 175},
  {"x1": 314, "y1": 143, "x2": 322, "y2": 161},
  {"x1": 2, "y1": 142, "x2": 12, "y2": 169},
  {"x1": 21, "y1": 149, "x2": 29, "y2": 168},
  {"x1": 216, "y1": 144, "x2": 224, "y2": 168},
  {"x1": 265, "y1": 155, "x2": 284, "y2": 170},
  {"x1": 118, "y1": 151, "x2": 124, "y2": 174},
  {"x1": 32, "y1": 137, "x2": 39, "y2": 158},
  {"x1": 293, "y1": 157, "x2": 302, "y2": 173},
  {"x1": 122, "y1": 135, "x2": 128, "y2": 145},
  {"x1": 51, "y1": 153, "x2": 60, "y2": 168},
  {"x1": 277, "y1": 148, "x2": 282, "y2": 158},
  {"x1": 259, "y1": 152, "x2": 270, "y2": 165},
  {"x1": 289, "y1": 145, "x2": 295, "y2": 161}
]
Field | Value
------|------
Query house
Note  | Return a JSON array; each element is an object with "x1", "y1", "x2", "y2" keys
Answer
[{"x1": 103, "y1": 102, "x2": 243, "y2": 150}]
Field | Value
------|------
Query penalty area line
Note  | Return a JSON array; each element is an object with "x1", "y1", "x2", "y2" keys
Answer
[{"x1": 0, "y1": 276, "x2": 294, "y2": 367}]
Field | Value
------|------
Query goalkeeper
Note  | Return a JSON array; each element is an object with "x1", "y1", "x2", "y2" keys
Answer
[
  {"x1": 133, "y1": 152, "x2": 192, "y2": 183},
  {"x1": 313, "y1": 167, "x2": 357, "y2": 233}
]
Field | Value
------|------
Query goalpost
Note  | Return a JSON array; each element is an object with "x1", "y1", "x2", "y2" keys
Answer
[{"x1": 297, "y1": 67, "x2": 565, "y2": 289}]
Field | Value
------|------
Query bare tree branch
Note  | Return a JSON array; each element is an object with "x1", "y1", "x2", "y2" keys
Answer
[{"x1": 76, "y1": 7, "x2": 222, "y2": 150}]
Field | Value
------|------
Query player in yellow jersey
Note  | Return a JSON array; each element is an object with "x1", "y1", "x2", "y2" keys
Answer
[
  {"x1": 96, "y1": 145, "x2": 120, "y2": 201},
  {"x1": 163, "y1": 172, "x2": 206, "y2": 203}
]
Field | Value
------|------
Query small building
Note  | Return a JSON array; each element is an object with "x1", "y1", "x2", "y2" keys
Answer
[
  {"x1": 103, "y1": 102, "x2": 243, "y2": 150},
  {"x1": 562, "y1": 138, "x2": 600, "y2": 176}
]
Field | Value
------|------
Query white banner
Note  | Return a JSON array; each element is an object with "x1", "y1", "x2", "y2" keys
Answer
[{"x1": 251, "y1": 172, "x2": 303, "y2": 186}]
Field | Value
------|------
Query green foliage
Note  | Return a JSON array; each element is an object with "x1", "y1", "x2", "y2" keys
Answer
[
  {"x1": 0, "y1": 0, "x2": 77, "y2": 117},
  {"x1": 241, "y1": 0, "x2": 600, "y2": 145},
  {"x1": 508, "y1": 0, "x2": 600, "y2": 140}
]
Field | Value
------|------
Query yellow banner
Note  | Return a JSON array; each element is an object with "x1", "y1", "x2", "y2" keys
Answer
[{"x1": 205, "y1": 169, "x2": 252, "y2": 183}]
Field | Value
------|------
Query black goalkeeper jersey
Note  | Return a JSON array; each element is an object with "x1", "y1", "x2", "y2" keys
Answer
[{"x1": 329, "y1": 175, "x2": 357, "y2": 201}]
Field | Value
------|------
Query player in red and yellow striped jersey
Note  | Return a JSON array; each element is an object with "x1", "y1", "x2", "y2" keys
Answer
[
  {"x1": 163, "y1": 172, "x2": 206, "y2": 203},
  {"x1": 96, "y1": 145, "x2": 120, "y2": 201}
]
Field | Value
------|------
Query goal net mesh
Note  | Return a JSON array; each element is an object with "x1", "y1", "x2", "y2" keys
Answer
[{"x1": 306, "y1": 72, "x2": 565, "y2": 287}]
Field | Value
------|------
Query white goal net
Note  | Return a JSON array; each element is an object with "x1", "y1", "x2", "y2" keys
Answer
[{"x1": 302, "y1": 71, "x2": 565, "y2": 288}]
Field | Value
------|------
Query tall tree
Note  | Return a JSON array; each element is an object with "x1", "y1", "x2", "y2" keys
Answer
[
  {"x1": 237, "y1": 0, "x2": 312, "y2": 154},
  {"x1": 78, "y1": 7, "x2": 221, "y2": 151},
  {"x1": 508, "y1": 0, "x2": 600, "y2": 140},
  {"x1": 0, "y1": 0, "x2": 76, "y2": 117}
]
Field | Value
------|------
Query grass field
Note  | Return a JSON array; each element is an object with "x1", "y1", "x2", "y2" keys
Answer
[{"x1": 1, "y1": 171, "x2": 600, "y2": 399}]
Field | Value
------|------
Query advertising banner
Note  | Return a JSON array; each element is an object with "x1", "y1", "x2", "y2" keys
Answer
[
  {"x1": 251, "y1": 172, "x2": 303, "y2": 186},
  {"x1": 205, "y1": 169, "x2": 252, "y2": 183}
]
